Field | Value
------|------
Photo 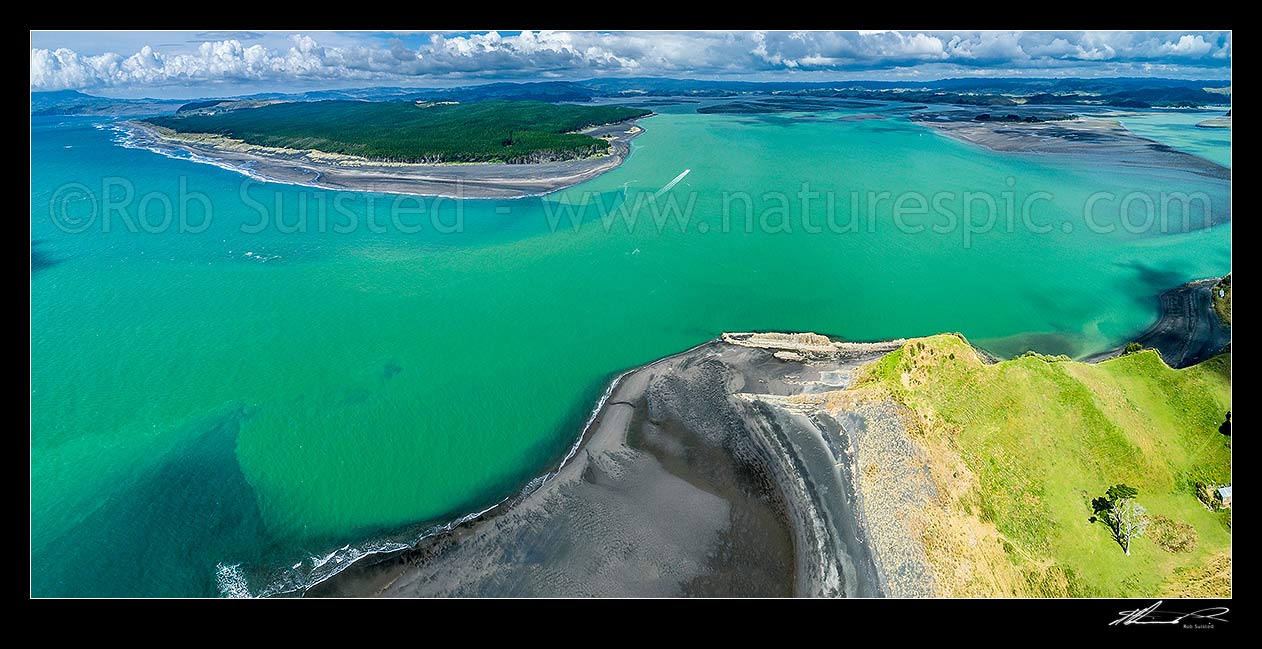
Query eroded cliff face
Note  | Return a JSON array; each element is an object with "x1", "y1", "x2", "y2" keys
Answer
[{"x1": 723, "y1": 332, "x2": 942, "y2": 597}]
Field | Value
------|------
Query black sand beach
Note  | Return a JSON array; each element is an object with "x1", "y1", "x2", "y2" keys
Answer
[
  {"x1": 312, "y1": 334, "x2": 909, "y2": 597},
  {"x1": 1085, "y1": 278, "x2": 1232, "y2": 367}
]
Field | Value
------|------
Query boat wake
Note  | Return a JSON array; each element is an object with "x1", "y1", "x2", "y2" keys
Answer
[{"x1": 654, "y1": 169, "x2": 691, "y2": 197}]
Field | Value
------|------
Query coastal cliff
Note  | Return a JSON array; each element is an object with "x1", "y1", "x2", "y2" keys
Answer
[{"x1": 315, "y1": 319, "x2": 1229, "y2": 598}]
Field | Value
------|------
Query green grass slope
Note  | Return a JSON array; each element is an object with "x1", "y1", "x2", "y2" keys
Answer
[
  {"x1": 855, "y1": 334, "x2": 1231, "y2": 597},
  {"x1": 145, "y1": 100, "x2": 651, "y2": 164}
]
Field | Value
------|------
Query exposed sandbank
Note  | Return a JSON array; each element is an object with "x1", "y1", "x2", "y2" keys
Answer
[
  {"x1": 122, "y1": 119, "x2": 647, "y2": 199},
  {"x1": 1196, "y1": 115, "x2": 1232, "y2": 129},
  {"x1": 911, "y1": 112, "x2": 1231, "y2": 182}
]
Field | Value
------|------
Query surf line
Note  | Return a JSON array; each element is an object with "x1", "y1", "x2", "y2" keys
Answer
[{"x1": 654, "y1": 169, "x2": 691, "y2": 198}]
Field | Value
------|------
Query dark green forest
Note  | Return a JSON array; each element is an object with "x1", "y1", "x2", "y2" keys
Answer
[{"x1": 146, "y1": 100, "x2": 650, "y2": 163}]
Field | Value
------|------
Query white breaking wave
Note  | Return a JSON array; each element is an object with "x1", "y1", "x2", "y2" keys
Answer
[
  {"x1": 105, "y1": 122, "x2": 277, "y2": 185},
  {"x1": 215, "y1": 563, "x2": 253, "y2": 598}
]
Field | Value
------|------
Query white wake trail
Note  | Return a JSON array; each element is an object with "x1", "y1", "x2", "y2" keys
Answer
[{"x1": 654, "y1": 169, "x2": 691, "y2": 197}]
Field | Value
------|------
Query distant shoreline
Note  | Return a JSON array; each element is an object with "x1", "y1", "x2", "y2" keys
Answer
[{"x1": 121, "y1": 117, "x2": 648, "y2": 199}]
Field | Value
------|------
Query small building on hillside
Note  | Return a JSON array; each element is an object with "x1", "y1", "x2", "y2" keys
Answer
[{"x1": 1217, "y1": 486, "x2": 1232, "y2": 508}]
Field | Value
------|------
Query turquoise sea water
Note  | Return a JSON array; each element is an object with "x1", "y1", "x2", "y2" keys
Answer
[
  {"x1": 1112, "y1": 108, "x2": 1232, "y2": 167},
  {"x1": 30, "y1": 105, "x2": 1230, "y2": 596}
]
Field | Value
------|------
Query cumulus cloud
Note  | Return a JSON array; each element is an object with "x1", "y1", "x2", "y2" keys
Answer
[
  {"x1": 413, "y1": 31, "x2": 639, "y2": 74},
  {"x1": 30, "y1": 30, "x2": 1232, "y2": 92},
  {"x1": 1162, "y1": 34, "x2": 1214, "y2": 57}
]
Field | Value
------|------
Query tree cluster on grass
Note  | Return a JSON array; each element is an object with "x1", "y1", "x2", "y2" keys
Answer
[
  {"x1": 1123, "y1": 342, "x2": 1144, "y2": 355},
  {"x1": 1090, "y1": 483, "x2": 1149, "y2": 556}
]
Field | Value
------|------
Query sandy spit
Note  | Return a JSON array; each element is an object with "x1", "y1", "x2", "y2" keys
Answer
[{"x1": 122, "y1": 119, "x2": 647, "y2": 199}]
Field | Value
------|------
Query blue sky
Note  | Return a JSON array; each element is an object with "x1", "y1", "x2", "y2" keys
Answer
[{"x1": 31, "y1": 30, "x2": 1232, "y2": 98}]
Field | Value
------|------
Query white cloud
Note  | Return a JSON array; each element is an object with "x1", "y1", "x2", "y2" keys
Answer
[
  {"x1": 1162, "y1": 34, "x2": 1214, "y2": 57},
  {"x1": 945, "y1": 32, "x2": 1027, "y2": 62},
  {"x1": 30, "y1": 30, "x2": 1232, "y2": 92}
]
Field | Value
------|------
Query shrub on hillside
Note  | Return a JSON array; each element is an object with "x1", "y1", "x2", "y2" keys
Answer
[
  {"x1": 1017, "y1": 351, "x2": 1072, "y2": 362},
  {"x1": 1149, "y1": 515, "x2": 1198, "y2": 553}
]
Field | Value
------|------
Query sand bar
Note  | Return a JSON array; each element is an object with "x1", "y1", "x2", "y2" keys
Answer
[
  {"x1": 911, "y1": 112, "x2": 1231, "y2": 182},
  {"x1": 123, "y1": 118, "x2": 647, "y2": 199}
]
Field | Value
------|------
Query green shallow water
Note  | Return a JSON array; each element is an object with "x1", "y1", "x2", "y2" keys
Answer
[{"x1": 30, "y1": 105, "x2": 1230, "y2": 596}]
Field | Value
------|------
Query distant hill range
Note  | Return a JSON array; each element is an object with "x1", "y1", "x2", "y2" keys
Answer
[
  {"x1": 412, "y1": 77, "x2": 1232, "y2": 108},
  {"x1": 29, "y1": 90, "x2": 187, "y2": 116},
  {"x1": 32, "y1": 77, "x2": 1232, "y2": 116}
]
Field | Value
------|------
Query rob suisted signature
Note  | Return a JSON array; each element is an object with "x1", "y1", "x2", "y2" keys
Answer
[{"x1": 1111, "y1": 601, "x2": 1229, "y2": 627}]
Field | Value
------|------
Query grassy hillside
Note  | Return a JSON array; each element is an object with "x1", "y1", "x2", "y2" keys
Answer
[
  {"x1": 850, "y1": 334, "x2": 1231, "y2": 597},
  {"x1": 145, "y1": 100, "x2": 651, "y2": 164}
]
